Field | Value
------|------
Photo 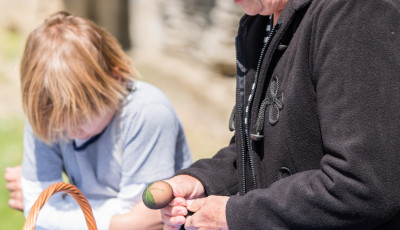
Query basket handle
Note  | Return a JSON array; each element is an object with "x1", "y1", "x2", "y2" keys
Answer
[{"x1": 22, "y1": 182, "x2": 98, "y2": 230}]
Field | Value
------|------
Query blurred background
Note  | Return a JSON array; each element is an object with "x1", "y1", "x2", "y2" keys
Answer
[{"x1": 0, "y1": 0, "x2": 243, "y2": 228}]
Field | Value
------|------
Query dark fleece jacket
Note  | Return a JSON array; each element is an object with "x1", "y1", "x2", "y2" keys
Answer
[{"x1": 178, "y1": 0, "x2": 400, "y2": 229}]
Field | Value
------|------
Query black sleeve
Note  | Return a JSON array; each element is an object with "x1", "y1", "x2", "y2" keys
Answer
[{"x1": 176, "y1": 136, "x2": 239, "y2": 196}]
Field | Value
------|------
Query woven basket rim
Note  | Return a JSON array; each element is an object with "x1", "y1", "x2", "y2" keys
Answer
[{"x1": 22, "y1": 182, "x2": 98, "y2": 230}]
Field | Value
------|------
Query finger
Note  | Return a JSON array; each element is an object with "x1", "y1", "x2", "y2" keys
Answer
[
  {"x1": 166, "y1": 177, "x2": 192, "y2": 199},
  {"x1": 8, "y1": 199, "x2": 24, "y2": 211},
  {"x1": 9, "y1": 191, "x2": 23, "y2": 200},
  {"x1": 187, "y1": 198, "x2": 206, "y2": 213},
  {"x1": 4, "y1": 170, "x2": 18, "y2": 181},
  {"x1": 164, "y1": 178, "x2": 181, "y2": 198},
  {"x1": 161, "y1": 214, "x2": 186, "y2": 228},
  {"x1": 4, "y1": 168, "x2": 21, "y2": 181},
  {"x1": 169, "y1": 197, "x2": 187, "y2": 207},
  {"x1": 161, "y1": 205, "x2": 186, "y2": 228},
  {"x1": 161, "y1": 205, "x2": 174, "y2": 216},
  {"x1": 161, "y1": 204, "x2": 187, "y2": 217},
  {"x1": 163, "y1": 224, "x2": 181, "y2": 230},
  {"x1": 5, "y1": 181, "x2": 21, "y2": 191},
  {"x1": 5, "y1": 166, "x2": 22, "y2": 177}
]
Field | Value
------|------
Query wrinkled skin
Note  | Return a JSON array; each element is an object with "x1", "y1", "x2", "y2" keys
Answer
[
  {"x1": 161, "y1": 175, "x2": 206, "y2": 230},
  {"x1": 184, "y1": 196, "x2": 230, "y2": 230},
  {"x1": 234, "y1": 0, "x2": 288, "y2": 16}
]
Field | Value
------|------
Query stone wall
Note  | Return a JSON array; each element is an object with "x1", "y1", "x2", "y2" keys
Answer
[
  {"x1": 64, "y1": 0, "x2": 131, "y2": 49},
  {"x1": 130, "y1": 0, "x2": 243, "y2": 76},
  {"x1": 0, "y1": 0, "x2": 244, "y2": 76}
]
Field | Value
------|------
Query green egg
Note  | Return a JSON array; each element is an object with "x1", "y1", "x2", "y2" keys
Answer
[{"x1": 142, "y1": 181, "x2": 174, "y2": 209}]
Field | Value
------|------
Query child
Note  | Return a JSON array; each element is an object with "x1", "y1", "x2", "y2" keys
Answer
[{"x1": 17, "y1": 11, "x2": 192, "y2": 229}]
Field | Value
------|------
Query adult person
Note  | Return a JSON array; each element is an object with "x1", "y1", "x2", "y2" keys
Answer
[{"x1": 161, "y1": 0, "x2": 400, "y2": 229}]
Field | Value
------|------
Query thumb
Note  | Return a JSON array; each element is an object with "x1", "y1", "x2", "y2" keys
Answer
[
  {"x1": 186, "y1": 198, "x2": 206, "y2": 213},
  {"x1": 166, "y1": 178, "x2": 192, "y2": 199},
  {"x1": 166, "y1": 180, "x2": 184, "y2": 199}
]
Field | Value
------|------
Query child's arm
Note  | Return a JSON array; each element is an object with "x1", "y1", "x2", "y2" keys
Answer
[
  {"x1": 109, "y1": 201, "x2": 163, "y2": 230},
  {"x1": 107, "y1": 101, "x2": 191, "y2": 229}
]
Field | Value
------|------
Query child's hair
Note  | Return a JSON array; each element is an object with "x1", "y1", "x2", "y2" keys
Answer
[{"x1": 20, "y1": 11, "x2": 137, "y2": 144}]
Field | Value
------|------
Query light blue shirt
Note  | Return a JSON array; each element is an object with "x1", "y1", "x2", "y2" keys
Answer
[{"x1": 21, "y1": 81, "x2": 192, "y2": 230}]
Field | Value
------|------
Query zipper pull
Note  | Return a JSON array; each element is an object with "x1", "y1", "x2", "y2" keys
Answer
[
  {"x1": 228, "y1": 105, "x2": 236, "y2": 132},
  {"x1": 277, "y1": 44, "x2": 288, "y2": 52},
  {"x1": 250, "y1": 133, "x2": 264, "y2": 141}
]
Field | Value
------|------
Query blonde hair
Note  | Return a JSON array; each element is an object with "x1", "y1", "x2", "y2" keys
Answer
[{"x1": 21, "y1": 11, "x2": 137, "y2": 144}]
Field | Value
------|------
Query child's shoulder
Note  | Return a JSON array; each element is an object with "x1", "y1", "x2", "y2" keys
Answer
[
  {"x1": 121, "y1": 81, "x2": 175, "y2": 116},
  {"x1": 134, "y1": 81, "x2": 165, "y2": 97},
  {"x1": 126, "y1": 81, "x2": 170, "y2": 105},
  {"x1": 118, "y1": 81, "x2": 180, "y2": 137}
]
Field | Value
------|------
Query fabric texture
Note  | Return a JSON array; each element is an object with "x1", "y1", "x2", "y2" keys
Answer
[
  {"x1": 177, "y1": 0, "x2": 400, "y2": 229},
  {"x1": 22, "y1": 81, "x2": 192, "y2": 230}
]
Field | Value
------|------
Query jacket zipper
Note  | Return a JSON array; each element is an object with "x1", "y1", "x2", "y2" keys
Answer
[
  {"x1": 244, "y1": 21, "x2": 281, "y2": 192},
  {"x1": 235, "y1": 23, "x2": 247, "y2": 195}
]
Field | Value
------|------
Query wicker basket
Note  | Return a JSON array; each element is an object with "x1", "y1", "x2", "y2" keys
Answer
[{"x1": 22, "y1": 182, "x2": 98, "y2": 230}]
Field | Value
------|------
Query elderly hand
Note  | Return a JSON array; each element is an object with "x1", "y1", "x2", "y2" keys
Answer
[
  {"x1": 5, "y1": 165, "x2": 24, "y2": 211},
  {"x1": 184, "y1": 195, "x2": 229, "y2": 230},
  {"x1": 161, "y1": 175, "x2": 205, "y2": 230}
]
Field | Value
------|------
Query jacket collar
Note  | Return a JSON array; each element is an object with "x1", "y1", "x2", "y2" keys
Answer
[
  {"x1": 238, "y1": 0, "x2": 312, "y2": 28},
  {"x1": 276, "y1": 0, "x2": 312, "y2": 25},
  {"x1": 292, "y1": 0, "x2": 313, "y2": 10}
]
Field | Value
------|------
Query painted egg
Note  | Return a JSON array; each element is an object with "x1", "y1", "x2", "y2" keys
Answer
[{"x1": 142, "y1": 181, "x2": 174, "y2": 209}]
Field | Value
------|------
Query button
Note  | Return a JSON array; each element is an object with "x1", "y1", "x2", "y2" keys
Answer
[
  {"x1": 251, "y1": 133, "x2": 264, "y2": 141},
  {"x1": 278, "y1": 167, "x2": 292, "y2": 180}
]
